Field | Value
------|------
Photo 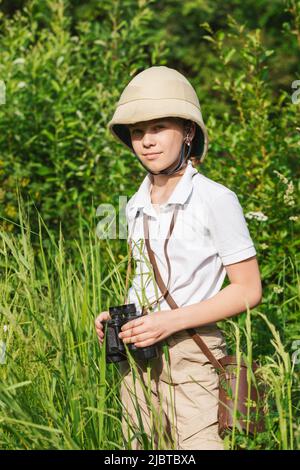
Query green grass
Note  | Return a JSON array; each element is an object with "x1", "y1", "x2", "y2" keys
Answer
[{"x1": 0, "y1": 191, "x2": 299, "y2": 450}]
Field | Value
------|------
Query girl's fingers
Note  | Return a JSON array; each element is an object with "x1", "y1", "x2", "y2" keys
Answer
[
  {"x1": 95, "y1": 312, "x2": 110, "y2": 329},
  {"x1": 95, "y1": 312, "x2": 111, "y2": 347},
  {"x1": 122, "y1": 333, "x2": 149, "y2": 344},
  {"x1": 95, "y1": 319, "x2": 103, "y2": 329},
  {"x1": 119, "y1": 324, "x2": 146, "y2": 340},
  {"x1": 121, "y1": 317, "x2": 144, "y2": 333}
]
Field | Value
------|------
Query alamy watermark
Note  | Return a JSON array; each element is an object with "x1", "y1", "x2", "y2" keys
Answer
[
  {"x1": 292, "y1": 340, "x2": 300, "y2": 365},
  {"x1": 0, "y1": 80, "x2": 6, "y2": 105},
  {"x1": 0, "y1": 341, "x2": 6, "y2": 364},
  {"x1": 291, "y1": 80, "x2": 300, "y2": 104},
  {"x1": 95, "y1": 197, "x2": 208, "y2": 242}
]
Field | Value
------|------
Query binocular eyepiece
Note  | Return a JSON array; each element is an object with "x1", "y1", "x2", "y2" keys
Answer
[{"x1": 103, "y1": 303, "x2": 160, "y2": 363}]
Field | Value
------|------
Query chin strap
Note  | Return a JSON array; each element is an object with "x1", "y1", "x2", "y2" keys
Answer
[{"x1": 135, "y1": 140, "x2": 192, "y2": 176}]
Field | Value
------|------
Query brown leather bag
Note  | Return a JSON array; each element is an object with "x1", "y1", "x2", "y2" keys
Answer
[{"x1": 126, "y1": 205, "x2": 266, "y2": 438}]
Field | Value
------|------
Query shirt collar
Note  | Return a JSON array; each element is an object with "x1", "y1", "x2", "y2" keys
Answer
[{"x1": 127, "y1": 159, "x2": 198, "y2": 219}]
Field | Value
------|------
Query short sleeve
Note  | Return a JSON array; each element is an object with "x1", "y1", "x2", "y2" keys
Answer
[{"x1": 207, "y1": 191, "x2": 257, "y2": 266}]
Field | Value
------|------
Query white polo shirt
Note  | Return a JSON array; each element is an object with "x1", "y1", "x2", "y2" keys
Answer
[{"x1": 126, "y1": 159, "x2": 257, "y2": 314}]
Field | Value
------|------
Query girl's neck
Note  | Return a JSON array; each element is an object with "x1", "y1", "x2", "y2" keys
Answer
[{"x1": 150, "y1": 162, "x2": 188, "y2": 191}]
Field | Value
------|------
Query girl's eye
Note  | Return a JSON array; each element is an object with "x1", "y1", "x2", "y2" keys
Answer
[{"x1": 131, "y1": 125, "x2": 164, "y2": 134}]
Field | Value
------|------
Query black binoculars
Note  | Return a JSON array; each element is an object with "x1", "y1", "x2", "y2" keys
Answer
[{"x1": 103, "y1": 303, "x2": 160, "y2": 363}]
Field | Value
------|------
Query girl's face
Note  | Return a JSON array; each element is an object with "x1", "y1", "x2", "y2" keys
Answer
[{"x1": 128, "y1": 118, "x2": 193, "y2": 171}]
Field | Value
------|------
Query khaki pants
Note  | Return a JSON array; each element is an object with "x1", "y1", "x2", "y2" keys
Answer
[{"x1": 118, "y1": 323, "x2": 227, "y2": 450}]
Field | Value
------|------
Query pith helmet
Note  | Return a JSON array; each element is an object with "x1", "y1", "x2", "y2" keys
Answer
[{"x1": 108, "y1": 65, "x2": 209, "y2": 163}]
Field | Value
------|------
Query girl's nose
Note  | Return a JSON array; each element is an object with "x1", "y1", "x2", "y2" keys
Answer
[{"x1": 142, "y1": 131, "x2": 156, "y2": 147}]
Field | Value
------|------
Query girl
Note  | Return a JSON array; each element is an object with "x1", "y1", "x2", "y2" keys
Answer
[{"x1": 95, "y1": 66, "x2": 262, "y2": 450}]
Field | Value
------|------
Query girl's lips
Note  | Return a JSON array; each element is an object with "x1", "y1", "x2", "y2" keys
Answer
[{"x1": 145, "y1": 152, "x2": 162, "y2": 160}]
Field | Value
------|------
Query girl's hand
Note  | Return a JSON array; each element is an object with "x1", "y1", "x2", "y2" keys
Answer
[
  {"x1": 118, "y1": 310, "x2": 175, "y2": 348},
  {"x1": 95, "y1": 311, "x2": 111, "y2": 346}
]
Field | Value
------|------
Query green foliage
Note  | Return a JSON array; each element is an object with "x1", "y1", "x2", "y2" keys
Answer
[
  {"x1": 0, "y1": 0, "x2": 168, "y2": 237},
  {"x1": 0, "y1": 0, "x2": 299, "y2": 242}
]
